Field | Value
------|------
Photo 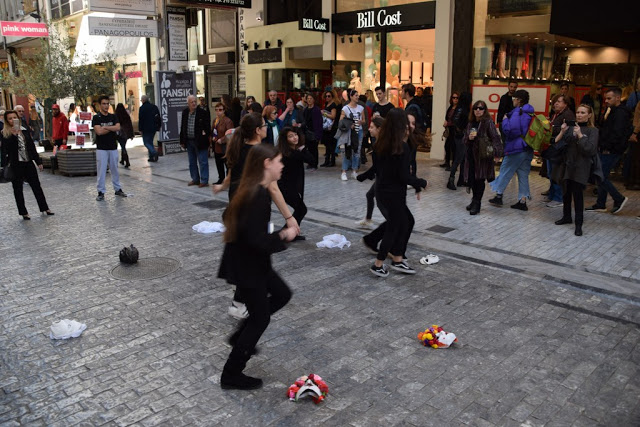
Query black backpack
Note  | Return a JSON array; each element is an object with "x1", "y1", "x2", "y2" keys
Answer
[{"x1": 119, "y1": 245, "x2": 139, "y2": 264}]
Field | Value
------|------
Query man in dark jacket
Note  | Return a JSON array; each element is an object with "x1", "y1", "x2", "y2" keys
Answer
[
  {"x1": 497, "y1": 80, "x2": 517, "y2": 142},
  {"x1": 587, "y1": 88, "x2": 629, "y2": 214},
  {"x1": 264, "y1": 90, "x2": 285, "y2": 115},
  {"x1": 180, "y1": 95, "x2": 211, "y2": 187},
  {"x1": 401, "y1": 83, "x2": 426, "y2": 132},
  {"x1": 138, "y1": 95, "x2": 160, "y2": 162}
]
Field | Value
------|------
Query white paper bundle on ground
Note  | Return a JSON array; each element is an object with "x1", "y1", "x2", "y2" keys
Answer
[
  {"x1": 50, "y1": 319, "x2": 87, "y2": 340},
  {"x1": 316, "y1": 234, "x2": 351, "y2": 249},
  {"x1": 192, "y1": 221, "x2": 225, "y2": 234}
]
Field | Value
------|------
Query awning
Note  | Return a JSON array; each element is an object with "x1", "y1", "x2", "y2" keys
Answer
[
  {"x1": 550, "y1": 0, "x2": 640, "y2": 49},
  {"x1": 72, "y1": 13, "x2": 141, "y2": 66}
]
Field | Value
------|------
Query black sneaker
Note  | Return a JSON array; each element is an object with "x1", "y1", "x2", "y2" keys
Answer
[
  {"x1": 362, "y1": 237, "x2": 379, "y2": 255},
  {"x1": 390, "y1": 261, "x2": 416, "y2": 274},
  {"x1": 611, "y1": 197, "x2": 628, "y2": 215},
  {"x1": 510, "y1": 200, "x2": 528, "y2": 211},
  {"x1": 488, "y1": 195, "x2": 503, "y2": 206},
  {"x1": 96, "y1": 192, "x2": 104, "y2": 201},
  {"x1": 585, "y1": 205, "x2": 607, "y2": 213},
  {"x1": 220, "y1": 372, "x2": 263, "y2": 390},
  {"x1": 115, "y1": 189, "x2": 127, "y2": 197},
  {"x1": 370, "y1": 264, "x2": 389, "y2": 278}
]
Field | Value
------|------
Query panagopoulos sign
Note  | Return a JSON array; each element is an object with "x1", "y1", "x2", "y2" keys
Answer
[
  {"x1": 332, "y1": 1, "x2": 435, "y2": 33},
  {"x1": 0, "y1": 21, "x2": 49, "y2": 37},
  {"x1": 88, "y1": 17, "x2": 159, "y2": 38},
  {"x1": 299, "y1": 17, "x2": 329, "y2": 32}
]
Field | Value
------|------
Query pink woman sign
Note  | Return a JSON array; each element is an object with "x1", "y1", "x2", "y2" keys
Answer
[{"x1": 0, "y1": 22, "x2": 49, "y2": 37}]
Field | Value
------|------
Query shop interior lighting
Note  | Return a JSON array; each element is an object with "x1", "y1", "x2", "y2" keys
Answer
[
  {"x1": 254, "y1": 42, "x2": 259, "y2": 50},
  {"x1": 349, "y1": 36, "x2": 353, "y2": 43},
  {"x1": 277, "y1": 39, "x2": 283, "y2": 47},
  {"x1": 265, "y1": 41, "x2": 270, "y2": 48}
]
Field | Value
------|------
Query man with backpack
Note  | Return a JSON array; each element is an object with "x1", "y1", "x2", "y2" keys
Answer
[
  {"x1": 402, "y1": 84, "x2": 427, "y2": 132},
  {"x1": 139, "y1": 95, "x2": 161, "y2": 162},
  {"x1": 587, "y1": 88, "x2": 630, "y2": 214}
]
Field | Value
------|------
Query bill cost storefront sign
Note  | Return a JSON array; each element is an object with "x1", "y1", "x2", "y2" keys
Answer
[
  {"x1": 88, "y1": 17, "x2": 159, "y2": 38},
  {"x1": 332, "y1": 1, "x2": 435, "y2": 33}
]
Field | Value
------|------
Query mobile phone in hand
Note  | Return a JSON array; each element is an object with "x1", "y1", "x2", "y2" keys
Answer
[{"x1": 565, "y1": 120, "x2": 576, "y2": 127}]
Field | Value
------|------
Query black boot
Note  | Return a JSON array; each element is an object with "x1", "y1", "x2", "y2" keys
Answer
[
  {"x1": 122, "y1": 151, "x2": 130, "y2": 168},
  {"x1": 446, "y1": 176, "x2": 456, "y2": 191},
  {"x1": 221, "y1": 346, "x2": 263, "y2": 390},
  {"x1": 574, "y1": 224, "x2": 583, "y2": 236},
  {"x1": 439, "y1": 162, "x2": 449, "y2": 168},
  {"x1": 554, "y1": 217, "x2": 572, "y2": 225},
  {"x1": 469, "y1": 200, "x2": 481, "y2": 215}
]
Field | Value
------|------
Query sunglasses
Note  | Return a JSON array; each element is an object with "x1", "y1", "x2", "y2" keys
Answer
[
  {"x1": 215, "y1": 108, "x2": 224, "y2": 111},
  {"x1": 596, "y1": 87, "x2": 603, "y2": 90},
  {"x1": 325, "y1": 94, "x2": 332, "y2": 98},
  {"x1": 473, "y1": 106, "x2": 486, "y2": 111},
  {"x1": 451, "y1": 96, "x2": 459, "y2": 99}
]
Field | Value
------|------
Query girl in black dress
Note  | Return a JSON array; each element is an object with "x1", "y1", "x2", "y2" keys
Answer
[
  {"x1": 277, "y1": 127, "x2": 313, "y2": 237},
  {"x1": 219, "y1": 144, "x2": 297, "y2": 390}
]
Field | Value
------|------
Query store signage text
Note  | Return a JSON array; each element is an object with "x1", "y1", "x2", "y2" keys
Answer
[
  {"x1": 299, "y1": 17, "x2": 329, "y2": 32},
  {"x1": 87, "y1": 0, "x2": 156, "y2": 16},
  {"x1": 88, "y1": 17, "x2": 159, "y2": 38},
  {"x1": 0, "y1": 21, "x2": 49, "y2": 37},
  {"x1": 356, "y1": 10, "x2": 401, "y2": 29}
]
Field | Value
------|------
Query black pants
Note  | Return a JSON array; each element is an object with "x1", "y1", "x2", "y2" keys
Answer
[
  {"x1": 118, "y1": 136, "x2": 129, "y2": 165},
  {"x1": 282, "y1": 190, "x2": 307, "y2": 227},
  {"x1": 444, "y1": 128, "x2": 455, "y2": 164},
  {"x1": 307, "y1": 138, "x2": 318, "y2": 168},
  {"x1": 562, "y1": 180, "x2": 584, "y2": 226},
  {"x1": 374, "y1": 193, "x2": 414, "y2": 261},
  {"x1": 322, "y1": 131, "x2": 336, "y2": 165},
  {"x1": 449, "y1": 136, "x2": 466, "y2": 182},
  {"x1": 214, "y1": 151, "x2": 227, "y2": 183},
  {"x1": 467, "y1": 150, "x2": 486, "y2": 203},
  {"x1": 12, "y1": 161, "x2": 49, "y2": 215},
  {"x1": 365, "y1": 183, "x2": 375, "y2": 219}
]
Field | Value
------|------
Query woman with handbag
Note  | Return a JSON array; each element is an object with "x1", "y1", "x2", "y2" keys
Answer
[
  {"x1": 463, "y1": 100, "x2": 502, "y2": 215},
  {"x1": 339, "y1": 89, "x2": 365, "y2": 180},
  {"x1": 1, "y1": 110, "x2": 53, "y2": 220},
  {"x1": 212, "y1": 102, "x2": 234, "y2": 185}
]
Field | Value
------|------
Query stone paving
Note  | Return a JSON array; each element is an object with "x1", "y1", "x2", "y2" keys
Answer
[{"x1": 1, "y1": 141, "x2": 639, "y2": 426}]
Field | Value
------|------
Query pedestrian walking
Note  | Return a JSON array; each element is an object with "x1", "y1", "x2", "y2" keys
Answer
[
  {"x1": 462, "y1": 100, "x2": 502, "y2": 215},
  {"x1": 544, "y1": 94, "x2": 575, "y2": 208},
  {"x1": 489, "y1": 90, "x2": 535, "y2": 210},
  {"x1": 114, "y1": 103, "x2": 133, "y2": 168},
  {"x1": 1, "y1": 110, "x2": 53, "y2": 219},
  {"x1": 180, "y1": 95, "x2": 211, "y2": 187},
  {"x1": 218, "y1": 143, "x2": 296, "y2": 390},
  {"x1": 497, "y1": 80, "x2": 517, "y2": 142},
  {"x1": 277, "y1": 127, "x2": 313, "y2": 236},
  {"x1": 138, "y1": 95, "x2": 160, "y2": 162},
  {"x1": 50, "y1": 104, "x2": 68, "y2": 155},
  {"x1": 93, "y1": 96, "x2": 127, "y2": 201}
]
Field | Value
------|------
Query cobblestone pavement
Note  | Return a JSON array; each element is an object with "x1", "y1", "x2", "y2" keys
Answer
[{"x1": 1, "y1": 141, "x2": 639, "y2": 426}]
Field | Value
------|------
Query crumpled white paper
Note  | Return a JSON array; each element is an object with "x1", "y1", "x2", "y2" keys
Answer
[
  {"x1": 192, "y1": 221, "x2": 225, "y2": 234},
  {"x1": 50, "y1": 319, "x2": 87, "y2": 340},
  {"x1": 420, "y1": 254, "x2": 440, "y2": 265},
  {"x1": 316, "y1": 234, "x2": 351, "y2": 249}
]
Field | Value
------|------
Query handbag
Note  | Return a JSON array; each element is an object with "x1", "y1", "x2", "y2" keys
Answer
[
  {"x1": 477, "y1": 135, "x2": 494, "y2": 160},
  {"x1": 2, "y1": 162, "x2": 14, "y2": 181},
  {"x1": 442, "y1": 127, "x2": 450, "y2": 140}
]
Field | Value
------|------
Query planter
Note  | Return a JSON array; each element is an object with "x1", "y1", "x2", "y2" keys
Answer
[{"x1": 56, "y1": 149, "x2": 97, "y2": 177}]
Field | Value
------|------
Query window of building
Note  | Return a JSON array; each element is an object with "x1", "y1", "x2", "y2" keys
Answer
[
  {"x1": 206, "y1": 8, "x2": 236, "y2": 51},
  {"x1": 267, "y1": 0, "x2": 321, "y2": 25},
  {"x1": 49, "y1": 0, "x2": 84, "y2": 20}
]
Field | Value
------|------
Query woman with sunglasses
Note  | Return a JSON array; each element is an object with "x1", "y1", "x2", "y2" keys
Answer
[
  {"x1": 211, "y1": 102, "x2": 234, "y2": 184},
  {"x1": 447, "y1": 91, "x2": 472, "y2": 190},
  {"x1": 339, "y1": 89, "x2": 365, "y2": 180},
  {"x1": 463, "y1": 101, "x2": 502, "y2": 215},
  {"x1": 320, "y1": 90, "x2": 340, "y2": 167},
  {"x1": 440, "y1": 92, "x2": 459, "y2": 170}
]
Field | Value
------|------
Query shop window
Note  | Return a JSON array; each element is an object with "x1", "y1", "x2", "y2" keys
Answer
[
  {"x1": 335, "y1": 0, "x2": 426, "y2": 14},
  {"x1": 206, "y1": 8, "x2": 236, "y2": 51},
  {"x1": 49, "y1": 0, "x2": 84, "y2": 19},
  {"x1": 267, "y1": 0, "x2": 321, "y2": 25},
  {"x1": 487, "y1": 0, "x2": 551, "y2": 17}
]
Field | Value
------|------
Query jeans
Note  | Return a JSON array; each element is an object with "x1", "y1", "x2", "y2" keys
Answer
[
  {"x1": 187, "y1": 142, "x2": 209, "y2": 184},
  {"x1": 596, "y1": 153, "x2": 624, "y2": 207},
  {"x1": 546, "y1": 160, "x2": 563, "y2": 202},
  {"x1": 342, "y1": 128, "x2": 362, "y2": 171},
  {"x1": 490, "y1": 150, "x2": 534, "y2": 200},
  {"x1": 142, "y1": 132, "x2": 157, "y2": 158},
  {"x1": 96, "y1": 149, "x2": 121, "y2": 193}
]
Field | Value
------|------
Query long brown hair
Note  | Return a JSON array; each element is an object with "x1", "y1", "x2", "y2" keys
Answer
[
  {"x1": 224, "y1": 143, "x2": 279, "y2": 243},
  {"x1": 374, "y1": 108, "x2": 407, "y2": 156},
  {"x1": 468, "y1": 100, "x2": 491, "y2": 122},
  {"x1": 225, "y1": 112, "x2": 263, "y2": 170},
  {"x1": 277, "y1": 127, "x2": 299, "y2": 157}
]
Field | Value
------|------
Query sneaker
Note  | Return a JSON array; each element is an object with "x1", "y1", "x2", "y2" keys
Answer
[
  {"x1": 542, "y1": 197, "x2": 552, "y2": 203},
  {"x1": 356, "y1": 219, "x2": 373, "y2": 229},
  {"x1": 390, "y1": 261, "x2": 416, "y2": 274},
  {"x1": 488, "y1": 195, "x2": 503, "y2": 206},
  {"x1": 361, "y1": 237, "x2": 379, "y2": 255},
  {"x1": 585, "y1": 205, "x2": 607, "y2": 213},
  {"x1": 228, "y1": 301, "x2": 249, "y2": 319},
  {"x1": 611, "y1": 197, "x2": 628, "y2": 215},
  {"x1": 341, "y1": 172, "x2": 348, "y2": 181},
  {"x1": 546, "y1": 201, "x2": 563, "y2": 208},
  {"x1": 352, "y1": 171, "x2": 358, "y2": 179},
  {"x1": 510, "y1": 200, "x2": 528, "y2": 211},
  {"x1": 370, "y1": 263, "x2": 389, "y2": 278},
  {"x1": 96, "y1": 192, "x2": 104, "y2": 201},
  {"x1": 115, "y1": 189, "x2": 127, "y2": 197}
]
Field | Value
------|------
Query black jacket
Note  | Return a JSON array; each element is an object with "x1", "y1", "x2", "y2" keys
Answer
[
  {"x1": 2, "y1": 129, "x2": 41, "y2": 167},
  {"x1": 599, "y1": 105, "x2": 631, "y2": 155},
  {"x1": 361, "y1": 142, "x2": 426, "y2": 196},
  {"x1": 138, "y1": 101, "x2": 161, "y2": 134},
  {"x1": 278, "y1": 147, "x2": 313, "y2": 197},
  {"x1": 180, "y1": 107, "x2": 211, "y2": 150},
  {"x1": 218, "y1": 186, "x2": 287, "y2": 288},
  {"x1": 497, "y1": 92, "x2": 515, "y2": 132}
]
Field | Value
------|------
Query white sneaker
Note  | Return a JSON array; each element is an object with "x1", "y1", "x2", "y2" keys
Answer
[
  {"x1": 228, "y1": 301, "x2": 249, "y2": 319},
  {"x1": 546, "y1": 201, "x2": 563, "y2": 208},
  {"x1": 341, "y1": 172, "x2": 348, "y2": 181},
  {"x1": 355, "y1": 218, "x2": 373, "y2": 229},
  {"x1": 352, "y1": 171, "x2": 358, "y2": 179}
]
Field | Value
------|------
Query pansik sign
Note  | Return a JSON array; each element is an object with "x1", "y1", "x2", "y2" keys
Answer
[
  {"x1": 155, "y1": 71, "x2": 196, "y2": 148},
  {"x1": 167, "y1": 7, "x2": 187, "y2": 62},
  {"x1": 88, "y1": 0, "x2": 156, "y2": 16},
  {"x1": 332, "y1": 1, "x2": 435, "y2": 33},
  {"x1": 88, "y1": 17, "x2": 159, "y2": 38},
  {"x1": 0, "y1": 21, "x2": 49, "y2": 37}
]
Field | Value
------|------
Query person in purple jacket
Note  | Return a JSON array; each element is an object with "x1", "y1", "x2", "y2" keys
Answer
[{"x1": 488, "y1": 90, "x2": 535, "y2": 211}]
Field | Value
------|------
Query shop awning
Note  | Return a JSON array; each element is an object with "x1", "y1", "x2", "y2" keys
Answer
[
  {"x1": 72, "y1": 13, "x2": 141, "y2": 66},
  {"x1": 550, "y1": 0, "x2": 640, "y2": 49}
]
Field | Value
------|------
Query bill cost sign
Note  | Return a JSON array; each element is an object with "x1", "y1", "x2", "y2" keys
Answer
[{"x1": 156, "y1": 71, "x2": 196, "y2": 145}]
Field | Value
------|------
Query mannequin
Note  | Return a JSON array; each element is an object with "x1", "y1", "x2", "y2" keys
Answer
[{"x1": 349, "y1": 70, "x2": 363, "y2": 94}]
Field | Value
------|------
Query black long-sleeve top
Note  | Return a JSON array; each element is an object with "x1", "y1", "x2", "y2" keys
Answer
[
  {"x1": 218, "y1": 186, "x2": 287, "y2": 289},
  {"x1": 365, "y1": 142, "x2": 426, "y2": 196},
  {"x1": 278, "y1": 147, "x2": 313, "y2": 196},
  {"x1": 599, "y1": 105, "x2": 631, "y2": 155},
  {"x1": 2, "y1": 130, "x2": 41, "y2": 166}
]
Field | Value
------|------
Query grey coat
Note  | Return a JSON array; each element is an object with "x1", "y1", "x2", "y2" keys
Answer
[{"x1": 551, "y1": 126, "x2": 598, "y2": 186}]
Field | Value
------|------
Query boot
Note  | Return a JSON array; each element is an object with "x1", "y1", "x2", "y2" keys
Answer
[
  {"x1": 446, "y1": 176, "x2": 456, "y2": 191},
  {"x1": 488, "y1": 194, "x2": 503, "y2": 206},
  {"x1": 122, "y1": 151, "x2": 130, "y2": 168},
  {"x1": 220, "y1": 346, "x2": 263, "y2": 390},
  {"x1": 554, "y1": 217, "x2": 572, "y2": 225},
  {"x1": 469, "y1": 200, "x2": 481, "y2": 215},
  {"x1": 574, "y1": 224, "x2": 583, "y2": 236},
  {"x1": 439, "y1": 162, "x2": 449, "y2": 168}
]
